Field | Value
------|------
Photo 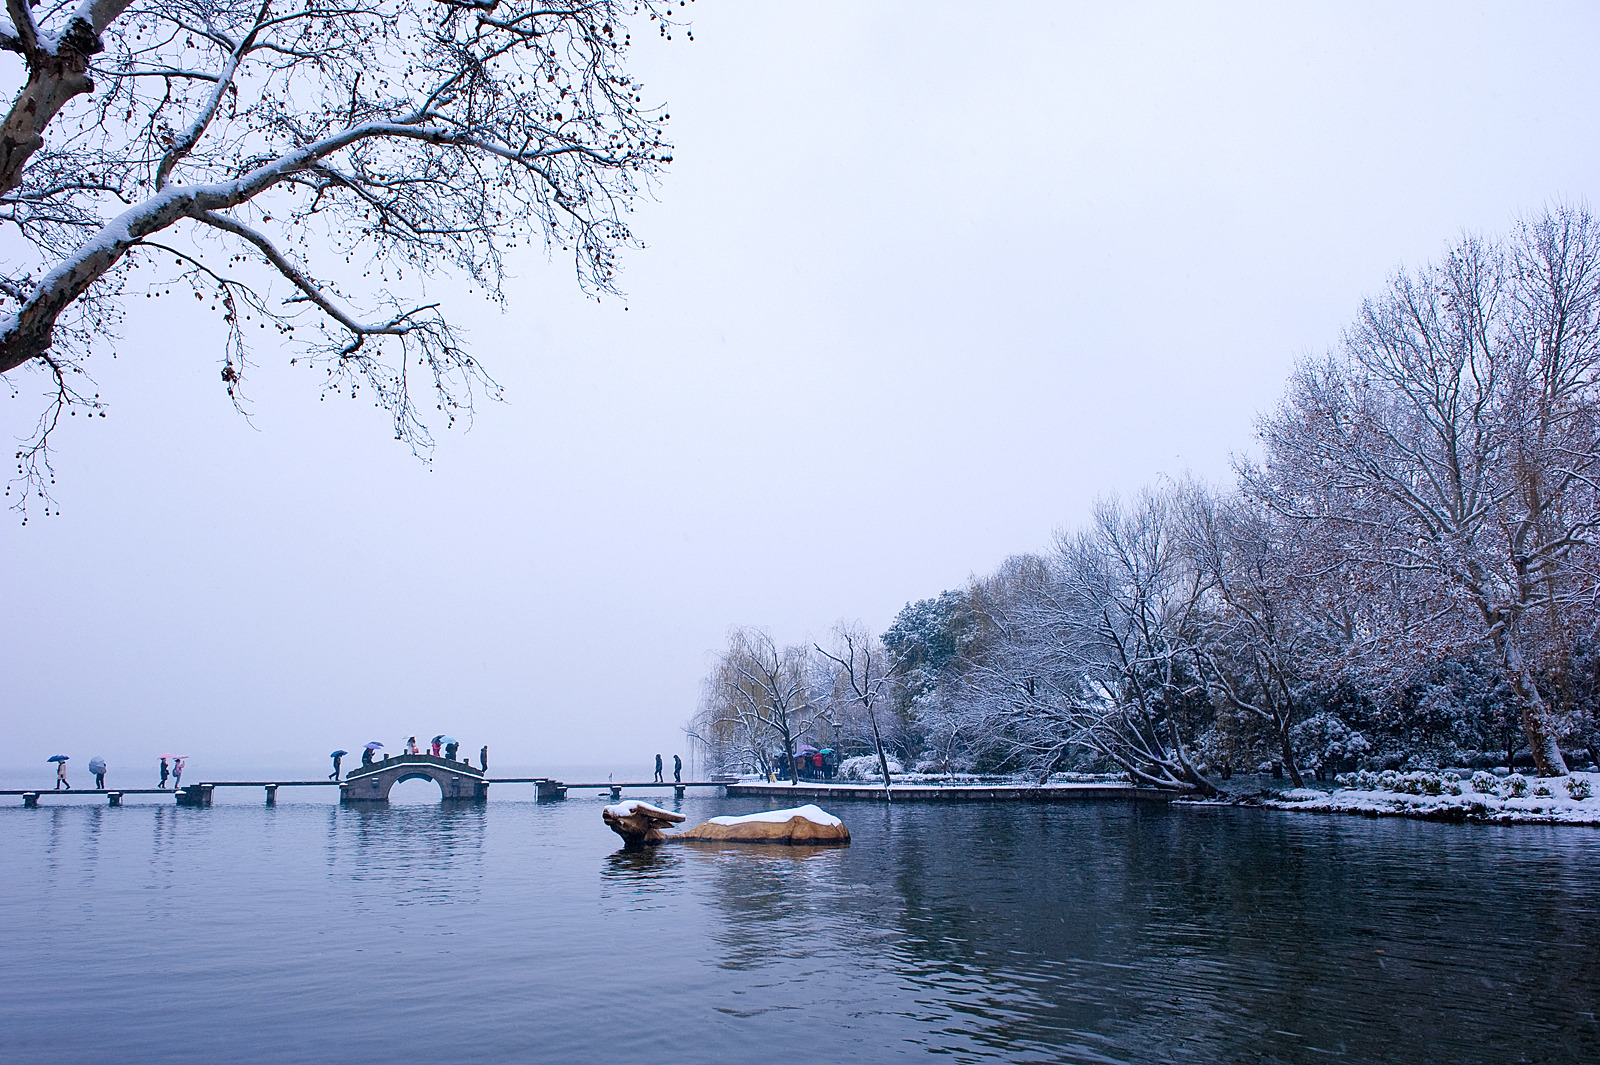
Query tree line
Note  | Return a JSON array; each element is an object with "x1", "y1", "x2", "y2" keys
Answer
[{"x1": 690, "y1": 207, "x2": 1600, "y2": 792}]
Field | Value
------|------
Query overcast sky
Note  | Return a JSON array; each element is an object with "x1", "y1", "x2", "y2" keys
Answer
[{"x1": 5, "y1": 1, "x2": 1600, "y2": 776}]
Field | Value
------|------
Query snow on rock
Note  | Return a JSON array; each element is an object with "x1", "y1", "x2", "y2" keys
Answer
[
  {"x1": 704, "y1": 804, "x2": 843, "y2": 827},
  {"x1": 603, "y1": 800, "x2": 682, "y2": 821},
  {"x1": 679, "y1": 804, "x2": 849, "y2": 844},
  {"x1": 601, "y1": 799, "x2": 686, "y2": 848},
  {"x1": 1256, "y1": 771, "x2": 1600, "y2": 825}
]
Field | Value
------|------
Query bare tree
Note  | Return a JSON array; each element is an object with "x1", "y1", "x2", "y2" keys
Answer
[
  {"x1": 693, "y1": 626, "x2": 823, "y2": 786},
  {"x1": 1181, "y1": 486, "x2": 1336, "y2": 787},
  {"x1": 1, "y1": 0, "x2": 680, "y2": 511},
  {"x1": 965, "y1": 494, "x2": 1222, "y2": 795},
  {"x1": 1248, "y1": 206, "x2": 1600, "y2": 775},
  {"x1": 815, "y1": 619, "x2": 895, "y2": 798}
]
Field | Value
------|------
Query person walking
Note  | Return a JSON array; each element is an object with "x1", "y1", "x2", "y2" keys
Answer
[
  {"x1": 159, "y1": 757, "x2": 170, "y2": 789},
  {"x1": 673, "y1": 754, "x2": 682, "y2": 783},
  {"x1": 361, "y1": 746, "x2": 375, "y2": 768},
  {"x1": 55, "y1": 758, "x2": 71, "y2": 790},
  {"x1": 329, "y1": 751, "x2": 343, "y2": 780},
  {"x1": 431, "y1": 737, "x2": 441, "y2": 758},
  {"x1": 406, "y1": 736, "x2": 419, "y2": 755},
  {"x1": 93, "y1": 763, "x2": 106, "y2": 789},
  {"x1": 171, "y1": 757, "x2": 185, "y2": 789},
  {"x1": 444, "y1": 741, "x2": 459, "y2": 762},
  {"x1": 654, "y1": 754, "x2": 664, "y2": 783},
  {"x1": 480, "y1": 745, "x2": 489, "y2": 772}
]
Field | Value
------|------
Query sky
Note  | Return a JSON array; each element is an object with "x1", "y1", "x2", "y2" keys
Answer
[{"x1": 5, "y1": 1, "x2": 1600, "y2": 776}]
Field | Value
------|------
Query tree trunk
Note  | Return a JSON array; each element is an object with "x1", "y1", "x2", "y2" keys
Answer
[
  {"x1": 1504, "y1": 636, "x2": 1569, "y2": 776},
  {"x1": 865, "y1": 704, "x2": 893, "y2": 803},
  {"x1": 1279, "y1": 727, "x2": 1304, "y2": 788}
]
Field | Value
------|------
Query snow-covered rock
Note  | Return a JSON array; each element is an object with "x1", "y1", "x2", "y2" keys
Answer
[{"x1": 677, "y1": 804, "x2": 850, "y2": 844}]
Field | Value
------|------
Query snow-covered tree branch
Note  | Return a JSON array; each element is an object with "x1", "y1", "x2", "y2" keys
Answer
[{"x1": 2, "y1": 0, "x2": 682, "y2": 513}]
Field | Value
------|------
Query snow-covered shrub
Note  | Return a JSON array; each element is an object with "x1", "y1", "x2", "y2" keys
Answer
[
  {"x1": 1378, "y1": 770, "x2": 1402, "y2": 792},
  {"x1": 1471, "y1": 771, "x2": 1498, "y2": 794},
  {"x1": 837, "y1": 755, "x2": 902, "y2": 782},
  {"x1": 1290, "y1": 713, "x2": 1372, "y2": 775},
  {"x1": 1532, "y1": 780, "x2": 1554, "y2": 798},
  {"x1": 1566, "y1": 776, "x2": 1593, "y2": 800},
  {"x1": 1445, "y1": 780, "x2": 1463, "y2": 795},
  {"x1": 1502, "y1": 774, "x2": 1529, "y2": 798}
]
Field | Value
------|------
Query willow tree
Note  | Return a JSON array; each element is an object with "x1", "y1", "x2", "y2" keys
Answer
[{"x1": 1, "y1": 0, "x2": 682, "y2": 510}]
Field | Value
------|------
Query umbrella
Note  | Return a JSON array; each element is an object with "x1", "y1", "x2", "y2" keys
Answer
[
  {"x1": 431, "y1": 734, "x2": 446, "y2": 744},
  {"x1": 89, "y1": 757, "x2": 107, "y2": 774},
  {"x1": 158, "y1": 753, "x2": 176, "y2": 759},
  {"x1": 794, "y1": 744, "x2": 820, "y2": 756},
  {"x1": 364, "y1": 742, "x2": 384, "y2": 750},
  {"x1": 47, "y1": 754, "x2": 69, "y2": 762},
  {"x1": 438, "y1": 736, "x2": 458, "y2": 745},
  {"x1": 330, "y1": 749, "x2": 349, "y2": 758}
]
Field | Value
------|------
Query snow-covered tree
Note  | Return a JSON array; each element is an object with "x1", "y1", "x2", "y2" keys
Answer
[
  {"x1": 814, "y1": 620, "x2": 897, "y2": 796},
  {"x1": 964, "y1": 493, "x2": 1222, "y2": 794},
  {"x1": 2, "y1": 0, "x2": 680, "y2": 511},
  {"x1": 1247, "y1": 206, "x2": 1600, "y2": 776}
]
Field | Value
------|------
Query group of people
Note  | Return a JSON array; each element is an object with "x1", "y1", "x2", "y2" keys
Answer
[
  {"x1": 778, "y1": 748, "x2": 838, "y2": 781},
  {"x1": 158, "y1": 756, "x2": 186, "y2": 789},
  {"x1": 653, "y1": 753, "x2": 683, "y2": 783},
  {"x1": 329, "y1": 738, "x2": 487, "y2": 780},
  {"x1": 45, "y1": 756, "x2": 181, "y2": 791}
]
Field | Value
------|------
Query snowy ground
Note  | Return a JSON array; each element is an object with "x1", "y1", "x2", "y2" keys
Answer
[
  {"x1": 737, "y1": 771, "x2": 1125, "y2": 786},
  {"x1": 1240, "y1": 770, "x2": 1600, "y2": 825}
]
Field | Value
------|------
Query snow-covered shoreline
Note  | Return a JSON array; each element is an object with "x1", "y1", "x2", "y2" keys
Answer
[{"x1": 1220, "y1": 770, "x2": 1600, "y2": 825}]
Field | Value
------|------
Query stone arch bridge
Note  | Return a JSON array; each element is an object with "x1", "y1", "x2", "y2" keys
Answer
[{"x1": 341, "y1": 755, "x2": 489, "y2": 803}]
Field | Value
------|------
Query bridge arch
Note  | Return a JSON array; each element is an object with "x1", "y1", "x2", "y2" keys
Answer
[{"x1": 340, "y1": 755, "x2": 489, "y2": 804}]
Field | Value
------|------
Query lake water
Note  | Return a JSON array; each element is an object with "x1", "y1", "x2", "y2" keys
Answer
[{"x1": 3, "y1": 783, "x2": 1598, "y2": 1063}]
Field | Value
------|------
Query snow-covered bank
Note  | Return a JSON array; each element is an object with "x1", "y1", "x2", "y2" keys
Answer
[{"x1": 1232, "y1": 770, "x2": 1600, "y2": 825}]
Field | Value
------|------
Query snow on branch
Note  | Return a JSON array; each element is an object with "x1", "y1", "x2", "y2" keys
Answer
[{"x1": 0, "y1": 0, "x2": 684, "y2": 514}]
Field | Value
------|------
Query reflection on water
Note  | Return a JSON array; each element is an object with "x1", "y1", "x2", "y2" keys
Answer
[{"x1": 2, "y1": 797, "x2": 1597, "y2": 1063}]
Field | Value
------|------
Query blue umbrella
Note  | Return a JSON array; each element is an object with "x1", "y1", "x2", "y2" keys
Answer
[
  {"x1": 330, "y1": 749, "x2": 349, "y2": 758},
  {"x1": 364, "y1": 741, "x2": 384, "y2": 750},
  {"x1": 438, "y1": 736, "x2": 458, "y2": 745},
  {"x1": 47, "y1": 754, "x2": 69, "y2": 762}
]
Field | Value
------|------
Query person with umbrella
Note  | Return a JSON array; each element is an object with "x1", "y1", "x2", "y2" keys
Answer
[
  {"x1": 90, "y1": 757, "x2": 107, "y2": 790},
  {"x1": 430, "y1": 735, "x2": 443, "y2": 758},
  {"x1": 329, "y1": 750, "x2": 347, "y2": 780},
  {"x1": 158, "y1": 756, "x2": 170, "y2": 789},
  {"x1": 171, "y1": 756, "x2": 185, "y2": 789},
  {"x1": 406, "y1": 736, "x2": 419, "y2": 755},
  {"x1": 361, "y1": 742, "x2": 382, "y2": 767},
  {"x1": 441, "y1": 737, "x2": 459, "y2": 761},
  {"x1": 49, "y1": 755, "x2": 70, "y2": 790}
]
